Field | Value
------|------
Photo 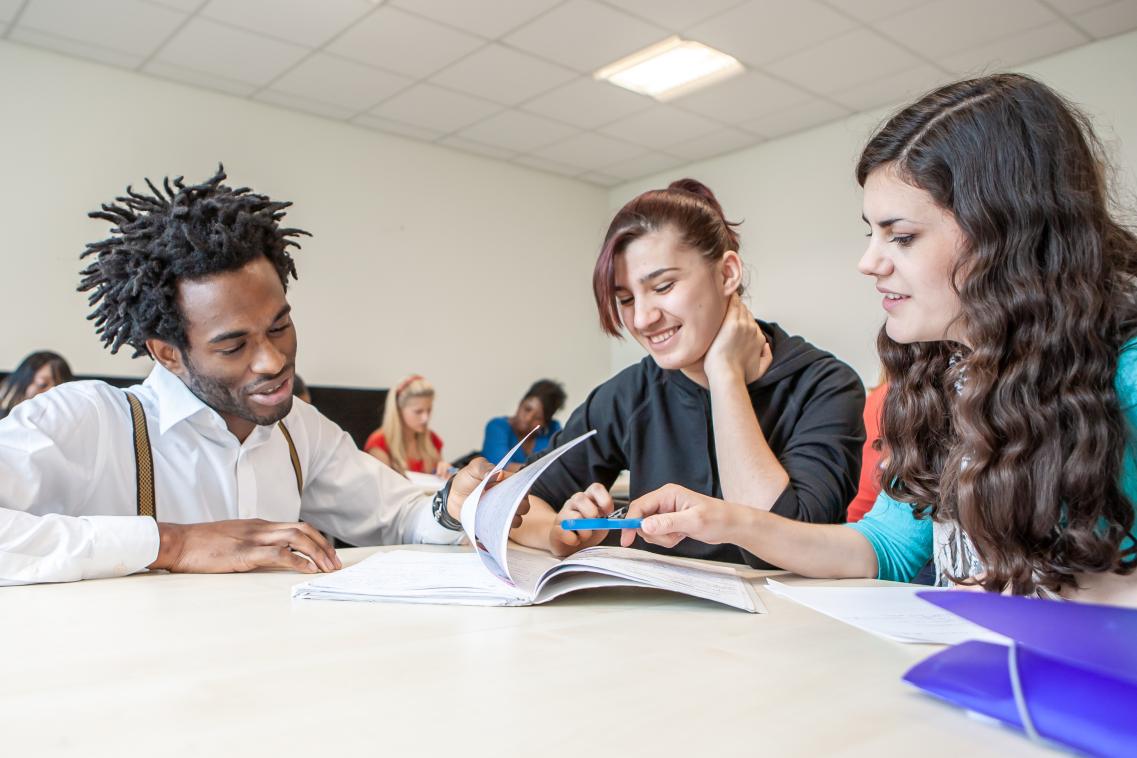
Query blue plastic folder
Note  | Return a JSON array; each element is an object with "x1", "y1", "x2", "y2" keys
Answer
[{"x1": 903, "y1": 591, "x2": 1137, "y2": 756}]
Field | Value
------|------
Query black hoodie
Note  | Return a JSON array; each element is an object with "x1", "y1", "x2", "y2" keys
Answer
[{"x1": 529, "y1": 320, "x2": 866, "y2": 568}]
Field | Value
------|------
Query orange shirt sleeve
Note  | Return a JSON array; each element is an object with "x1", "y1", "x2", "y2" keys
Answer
[{"x1": 847, "y1": 383, "x2": 887, "y2": 522}]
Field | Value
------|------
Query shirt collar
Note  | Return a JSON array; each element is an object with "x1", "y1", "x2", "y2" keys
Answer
[{"x1": 144, "y1": 363, "x2": 228, "y2": 436}]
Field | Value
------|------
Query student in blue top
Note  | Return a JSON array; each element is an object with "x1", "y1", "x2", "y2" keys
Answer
[
  {"x1": 482, "y1": 379, "x2": 566, "y2": 472},
  {"x1": 621, "y1": 74, "x2": 1137, "y2": 604}
]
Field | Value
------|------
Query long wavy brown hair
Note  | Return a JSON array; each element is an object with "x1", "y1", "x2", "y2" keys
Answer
[{"x1": 858, "y1": 73, "x2": 1137, "y2": 594}]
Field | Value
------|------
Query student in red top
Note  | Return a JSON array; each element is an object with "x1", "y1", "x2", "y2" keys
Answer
[
  {"x1": 847, "y1": 380, "x2": 888, "y2": 522},
  {"x1": 365, "y1": 375, "x2": 448, "y2": 477}
]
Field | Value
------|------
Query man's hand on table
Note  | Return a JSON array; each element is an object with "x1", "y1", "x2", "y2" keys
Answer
[{"x1": 150, "y1": 519, "x2": 342, "y2": 574}]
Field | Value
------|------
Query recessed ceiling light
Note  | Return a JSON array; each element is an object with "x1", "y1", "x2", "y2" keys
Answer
[{"x1": 594, "y1": 36, "x2": 744, "y2": 101}]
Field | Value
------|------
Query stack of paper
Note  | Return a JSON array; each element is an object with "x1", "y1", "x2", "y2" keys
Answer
[{"x1": 765, "y1": 579, "x2": 1007, "y2": 645}]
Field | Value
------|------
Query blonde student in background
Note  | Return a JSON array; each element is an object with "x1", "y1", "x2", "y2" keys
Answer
[
  {"x1": 622, "y1": 74, "x2": 1137, "y2": 606},
  {"x1": 508, "y1": 178, "x2": 866, "y2": 568},
  {"x1": 365, "y1": 375, "x2": 450, "y2": 478}
]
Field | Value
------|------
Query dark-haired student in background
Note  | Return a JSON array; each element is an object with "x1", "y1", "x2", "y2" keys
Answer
[
  {"x1": 0, "y1": 351, "x2": 73, "y2": 419},
  {"x1": 508, "y1": 179, "x2": 865, "y2": 568},
  {"x1": 482, "y1": 379, "x2": 567, "y2": 472}
]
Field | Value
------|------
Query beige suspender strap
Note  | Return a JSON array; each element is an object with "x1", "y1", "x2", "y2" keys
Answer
[
  {"x1": 126, "y1": 393, "x2": 156, "y2": 519},
  {"x1": 277, "y1": 421, "x2": 303, "y2": 495}
]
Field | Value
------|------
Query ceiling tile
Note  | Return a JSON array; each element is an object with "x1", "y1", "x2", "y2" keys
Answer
[
  {"x1": 148, "y1": 0, "x2": 205, "y2": 10},
  {"x1": 429, "y1": 44, "x2": 577, "y2": 105},
  {"x1": 253, "y1": 90, "x2": 356, "y2": 120},
  {"x1": 145, "y1": 0, "x2": 206, "y2": 10},
  {"x1": 601, "y1": 0, "x2": 749, "y2": 32},
  {"x1": 578, "y1": 171, "x2": 623, "y2": 187},
  {"x1": 821, "y1": 0, "x2": 933, "y2": 23},
  {"x1": 1073, "y1": 0, "x2": 1137, "y2": 38},
  {"x1": 370, "y1": 83, "x2": 502, "y2": 134},
  {"x1": 600, "y1": 104, "x2": 724, "y2": 150},
  {"x1": 353, "y1": 113, "x2": 446, "y2": 142},
  {"x1": 828, "y1": 64, "x2": 945, "y2": 111},
  {"x1": 154, "y1": 17, "x2": 309, "y2": 86},
  {"x1": 9, "y1": 25, "x2": 146, "y2": 67},
  {"x1": 200, "y1": 0, "x2": 372, "y2": 48},
  {"x1": 1043, "y1": 0, "x2": 1116, "y2": 14},
  {"x1": 938, "y1": 20, "x2": 1087, "y2": 74},
  {"x1": 514, "y1": 154, "x2": 585, "y2": 178},
  {"x1": 327, "y1": 5, "x2": 484, "y2": 78},
  {"x1": 504, "y1": 0, "x2": 669, "y2": 74},
  {"x1": 521, "y1": 77, "x2": 654, "y2": 130},
  {"x1": 388, "y1": 0, "x2": 561, "y2": 39},
  {"x1": 666, "y1": 127, "x2": 758, "y2": 161},
  {"x1": 687, "y1": 0, "x2": 857, "y2": 67},
  {"x1": 0, "y1": 0, "x2": 24, "y2": 22},
  {"x1": 741, "y1": 98, "x2": 849, "y2": 138},
  {"x1": 439, "y1": 135, "x2": 520, "y2": 160},
  {"x1": 268, "y1": 53, "x2": 412, "y2": 112},
  {"x1": 876, "y1": 0, "x2": 1058, "y2": 59},
  {"x1": 143, "y1": 60, "x2": 259, "y2": 96},
  {"x1": 602, "y1": 151, "x2": 688, "y2": 181},
  {"x1": 764, "y1": 28, "x2": 924, "y2": 95},
  {"x1": 671, "y1": 70, "x2": 814, "y2": 125},
  {"x1": 456, "y1": 109, "x2": 578, "y2": 153},
  {"x1": 19, "y1": 0, "x2": 185, "y2": 57},
  {"x1": 531, "y1": 132, "x2": 648, "y2": 171}
]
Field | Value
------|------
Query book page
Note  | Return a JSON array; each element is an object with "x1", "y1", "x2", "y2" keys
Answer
[
  {"x1": 765, "y1": 580, "x2": 1010, "y2": 645},
  {"x1": 497, "y1": 548, "x2": 560, "y2": 597},
  {"x1": 542, "y1": 546, "x2": 762, "y2": 612},
  {"x1": 292, "y1": 550, "x2": 526, "y2": 605},
  {"x1": 458, "y1": 431, "x2": 532, "y2": 584},
  {"x1": 469, "y1": 429, "x2": 597, "y2": 586}
]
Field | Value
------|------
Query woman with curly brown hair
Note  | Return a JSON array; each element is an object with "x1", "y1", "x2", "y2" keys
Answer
[{"x1": 623, "y1": 73, "x2": 1137, "y2": 603}]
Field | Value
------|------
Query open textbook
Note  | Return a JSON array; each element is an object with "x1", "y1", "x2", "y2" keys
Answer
[{"x1": 294, "y1": 429, "x2": 762, "y2": 613}]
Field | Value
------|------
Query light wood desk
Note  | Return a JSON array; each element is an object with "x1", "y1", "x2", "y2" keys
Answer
[{"x1": 1, "y1": 546, "x2": 1050, "y2": 757}]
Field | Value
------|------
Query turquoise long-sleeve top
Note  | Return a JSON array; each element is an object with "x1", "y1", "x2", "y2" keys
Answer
[{"x1": 846, "y1": 337, "x2": 1137, "y2": 582}]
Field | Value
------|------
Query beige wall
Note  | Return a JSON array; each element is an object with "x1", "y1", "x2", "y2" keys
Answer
[
  {"x1": 4, "y1": 29, "x2": 1136, "y2": 452},
  {"x1": 0, "y1": 41, "x2": 612, "y2": 454},
  {"x1": 608, "y1": 30, "x2": 1137, "y2": 383}
]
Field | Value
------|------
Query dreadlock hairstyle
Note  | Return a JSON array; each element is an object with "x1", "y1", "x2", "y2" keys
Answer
[
  {"x1": 78, "y1": 166, "x2": 309, "y2": 358},
  {"x1": 857, "y1": 73, "x2": 1137, "y2": 595}
]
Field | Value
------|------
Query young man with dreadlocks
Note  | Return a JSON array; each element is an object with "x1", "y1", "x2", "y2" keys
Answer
[{"x1": 0, "y1": 167, "x2": 501, "y2": 585}]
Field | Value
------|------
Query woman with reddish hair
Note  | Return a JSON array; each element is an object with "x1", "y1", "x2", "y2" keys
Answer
[{"x1": 510, "y1": 179, "x2": 866, "y2": 567}]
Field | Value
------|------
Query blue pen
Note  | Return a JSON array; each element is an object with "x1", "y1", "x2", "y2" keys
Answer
[{"x1": 560, "y1": 505, "x2": 642, "y2": 531}]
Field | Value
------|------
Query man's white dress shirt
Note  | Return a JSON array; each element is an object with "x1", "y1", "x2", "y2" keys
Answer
[{"x1": 0, "y1": 364, "x2": 460, "y2": 586}]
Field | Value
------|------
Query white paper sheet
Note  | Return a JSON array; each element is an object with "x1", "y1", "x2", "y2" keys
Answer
[
  {"x1": 458, "y1": 431, "x2": 528, "y2": 585},
  {"x1": 765, "y1": 579, "x2": 1009, "y2": 645},
  {"x1": 464, "y1": 429, "x2": 596, "y2": 586},
  {"x1": 292, "y1": 550, "x2": 527, "y2": 605}
]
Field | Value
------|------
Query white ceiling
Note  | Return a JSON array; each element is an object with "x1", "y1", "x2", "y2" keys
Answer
[{"x1": 4, "y1": 0, "x2": 1136, "y2": 186}]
